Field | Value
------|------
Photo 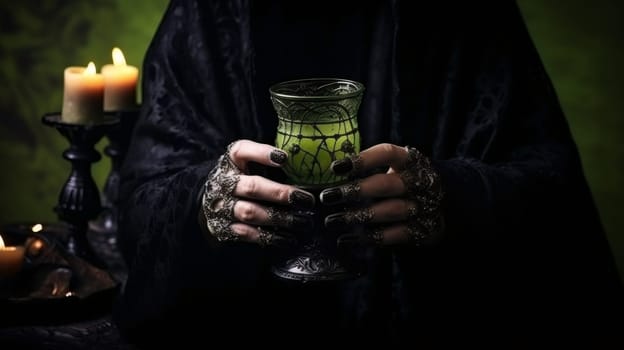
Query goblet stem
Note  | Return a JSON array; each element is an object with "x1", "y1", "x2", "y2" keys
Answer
[{"x1": 271, "y1": 187, "x2": 357, "y2": 282}]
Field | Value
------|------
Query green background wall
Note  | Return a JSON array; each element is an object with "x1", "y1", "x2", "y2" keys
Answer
[{"x1": 1, "y1": 1, "x2": 622, "y2": 281}]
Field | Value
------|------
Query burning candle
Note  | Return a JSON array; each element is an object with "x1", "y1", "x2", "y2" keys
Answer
[
  {"x1": 0, "y1": 234, "x2": 25, "y2": 279},
  {"x1": 102, "y1": 47, "x2": 138, "y2": 111},
  {"x1": 61, "y1": 61, "x2": 105, "y2": 124}
]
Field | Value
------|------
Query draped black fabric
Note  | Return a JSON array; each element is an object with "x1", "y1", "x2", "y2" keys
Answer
[{"x1": 115, "y1": 0, "x2": 623, "y2": 345}]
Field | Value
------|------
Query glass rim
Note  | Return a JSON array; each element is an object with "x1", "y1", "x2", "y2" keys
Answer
[{"x1": 269, "y1": 78, "x2": 365, "y2": 101}]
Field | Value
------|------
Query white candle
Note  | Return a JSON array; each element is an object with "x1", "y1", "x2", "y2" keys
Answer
[
  {"x1": 0, "y1": 234, "x2": 25, "y2": 279},
  {"x1": 61, "y1": 62, "x2": 105, "y2": 124},
  {"x1": 102, "y1": 47, "x2": 138, "y2": 111}
]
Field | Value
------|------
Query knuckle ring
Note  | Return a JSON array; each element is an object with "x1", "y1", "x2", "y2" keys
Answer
[
  {"x1": 407, "y1": 204, "x2": 418, "y2": 220},
  {"x1": 341, "y1": 180, "x2": 362, "y2": 202},
  {"x1": 213, "y1": 223, "x2": 240, "y2": 243},
  {"x1": 344, "y1": 207, "x2": 374, "y2": 225},
  {"x1": 397, "y1": 146, "x2": 445, "y2": 245},
  {"x1": 350, "y1": 154, "x2": 364, "y2": 176},
  {"x1": 266, "y1": 206, "x2": 293, "y2": 228},
  {"x1": 406, "y1": 222, "x2": 427, "y2": 245},
  {"x1": 399, "y1": 146, "x2": 443, "y2": 209},
  {"x1": 406, "y1": 214, "x2": 444, "y2": 246},
  {"x1": 257, "y1": 227, "x2": 274, "y2": 247},
  {"x1": 368, "y1": 226, "x2": 385, "y2": 245},
  {"x1": 404, "y1": 146, "x2": 429, "y2": 170}
]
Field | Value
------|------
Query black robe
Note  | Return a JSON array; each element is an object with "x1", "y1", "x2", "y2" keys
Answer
[{"x1": 115, "y1": 0, "x2": 623, "y2": 345}]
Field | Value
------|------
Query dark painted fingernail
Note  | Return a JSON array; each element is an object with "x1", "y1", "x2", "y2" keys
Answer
[
  {"x1": 331, "y1": 158, "x2": 353, "y2": 175},
  {"x1": 325, "y1": 212, "x2": 347, "y2": 230},
  {"x1": 270, "y1": 149, "x2": 288, "y2": 164},
  {"x1": 289, "y1": 190, "x2": 315, "y2": 209},
  {"x1": 320, "y1": 187, "x2": 342, "y2": 204}
]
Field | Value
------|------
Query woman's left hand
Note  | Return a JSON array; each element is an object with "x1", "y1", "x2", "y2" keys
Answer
[{"x1": 320, "y1": 143, "x2": 444, "y2": 246}]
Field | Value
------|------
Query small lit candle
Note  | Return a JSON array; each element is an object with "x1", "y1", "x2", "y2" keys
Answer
[
  {"x1": 62, "y1": 61, "x2": 105, "y2": 124},
  {"x1": 102, "y1": 47, "x2": 138, "y2": 111},
  {"x1": 0, "y1": 234, "x2": 25, "y2": 279}
]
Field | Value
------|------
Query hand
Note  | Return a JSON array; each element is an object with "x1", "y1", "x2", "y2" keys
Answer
[
  {"x1": 200, "y1": 140, "x2": 315, "y2": 247},
  {"x1": 319, "y1": 144, "x2": 444, "y2": 246}
]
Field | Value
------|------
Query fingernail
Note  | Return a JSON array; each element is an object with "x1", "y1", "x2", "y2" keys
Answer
[
  {"x1": 320, "y1": 187, "x2": 342, "y2": 204},
  {"x1": 289, "y1": 190, "x2": 315, "y2": 209},
  {"x1": 325, "y1": 212, "x2": 347, "y2": 230},
  {"x1": 270, "y1": 149, "x2": 288, "y2": 165},
  {"x1": 331, "y1": 158, "x2": 353, "y2": 175}
]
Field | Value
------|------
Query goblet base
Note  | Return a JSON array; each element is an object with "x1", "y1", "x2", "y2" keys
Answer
[
  {"x1": 271, "y1": 247, "x2": 355, "y2": 282},
  {"x1": 271, "y1": 186, "x2": 360, "y2": 282}
]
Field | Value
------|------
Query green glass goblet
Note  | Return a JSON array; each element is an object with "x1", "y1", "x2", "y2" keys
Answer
[{"x1": 270, "y1": 78, "x2": 364, "y2": 282}]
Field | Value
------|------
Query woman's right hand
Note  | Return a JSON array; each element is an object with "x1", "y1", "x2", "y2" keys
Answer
[{"x1": 200, "y1": 140, "x2": 316, "y2": 247}]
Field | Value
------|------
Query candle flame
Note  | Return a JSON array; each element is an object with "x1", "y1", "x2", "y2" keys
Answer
[
  {"x1": 84, "y1": 62, "x2": 97, "y2": 75},
  {"x1": 31, "y1": 239, "x2": 44, "y2": 251},
  {"x1": 0, "y1": 234, "x2": 4, "y2": 249},
  {"x1": 112, "y1": 47, "x2": 127, "y2": 66}
]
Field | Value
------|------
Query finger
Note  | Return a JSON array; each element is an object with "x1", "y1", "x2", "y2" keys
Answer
[
  {"x1": 234, "y1": 175, "x2": 315, "y2": 209},
  {"x1": 373, "y1": 222, "x2": 432, "y2": 246},
  {"x1": 337, "y1": 221, "x2": 432, "y2": 247},
  {"x1": 257, "y1": 228, "x2": 298, "y2": 248},
  {"x1": 330, "y1": 143, "x2": 408, "y2": 176},
  {"x1": 337, "y1": 223, "x2": 408, "y2": 247},
  {"x1": 336, "y1": 224, "x2": 390, "y2": 247},
  {"x1": 336, "y1": 231, "x2": 380, "y2": 247},
  {"x1": 228, "y1": 139, "x2": 288, "y2": 170},
  {"x1": 230, "y1": 223, "x2": 296, "y2": 248},
  {"x1": 233, "y1": 200, "x2": 313, "y2": 229},
  {"x1": 375, "y1": 223, "x2": 412, "y2": 245},
  {"x1": 325, "y1": 199, "x2": 417, "y2": 229},
  {"x1": 319, "y1": 173, "x2": 405, "y2": 204}
]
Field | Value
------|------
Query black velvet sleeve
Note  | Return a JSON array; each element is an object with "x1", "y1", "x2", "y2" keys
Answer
[{"x1": 114, "y1": 0, "x2": 268, "y2": 339}]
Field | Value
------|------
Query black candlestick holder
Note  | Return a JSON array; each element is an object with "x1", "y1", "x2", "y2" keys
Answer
[
  {"x1": 91, "y1": 108, "x2": 139, "y2": 236},
  {"x1": 42, "y1": 113, "x2": 120, "y2": 266}
]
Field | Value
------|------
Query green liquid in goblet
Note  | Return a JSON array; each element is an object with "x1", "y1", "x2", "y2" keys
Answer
[{"x1": 271, "y1": 79, "x2": 364, "y2": 188}]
